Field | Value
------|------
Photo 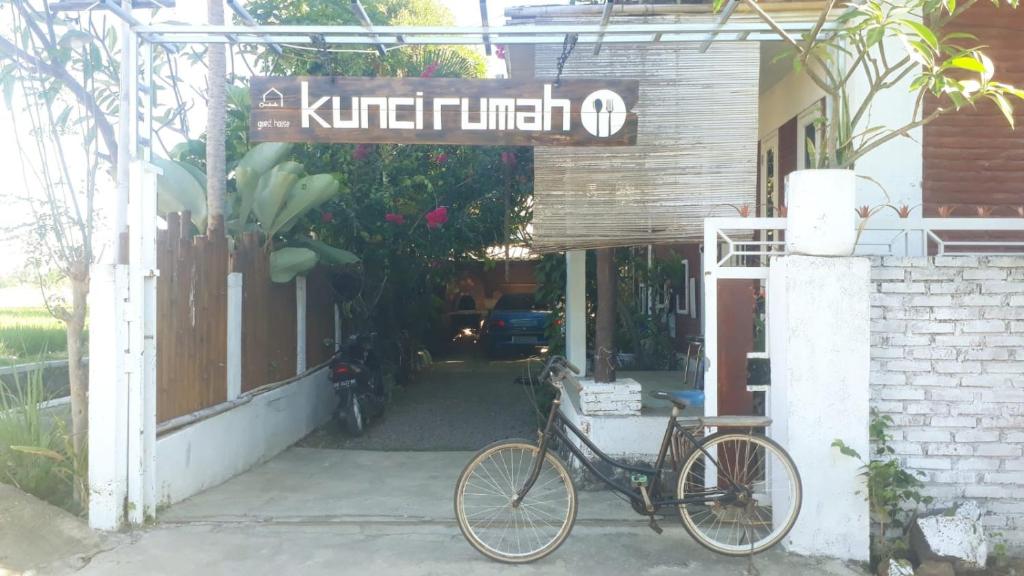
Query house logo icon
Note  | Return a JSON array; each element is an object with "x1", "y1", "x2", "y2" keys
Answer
[
  {"x1": 580, "y1": 89, "x2": 627, "y2": 137},
  {"x1": 259, "y1": 87, "x2": 284, "y2": 109}
]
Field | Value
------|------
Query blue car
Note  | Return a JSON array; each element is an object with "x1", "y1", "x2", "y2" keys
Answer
[{"x1": 482, "y1": 293, "x2": 553, "y2": 357}]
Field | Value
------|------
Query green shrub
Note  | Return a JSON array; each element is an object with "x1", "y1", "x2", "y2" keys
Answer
[
  {"x1": 0, "y1": 368, "x2": 84, "y2": 514},
  {"x1": 833, "y1": 413, "x2": 933, "y2": 567}
]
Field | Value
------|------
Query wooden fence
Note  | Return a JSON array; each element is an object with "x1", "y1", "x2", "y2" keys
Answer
[
  {"x1": 156, "y1": 215, "x2": 337, "y2": 423},
  {"x1": 230, "y1": 233, "x2": 297, "y2": 393},
  {"x1": 305, "y1": 268, "x2": 337, "y2": 368}
]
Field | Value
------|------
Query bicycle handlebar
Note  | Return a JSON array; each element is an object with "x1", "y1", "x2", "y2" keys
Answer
[
  {"x1": 562, "y1": 358, "x2": 581, "y2": 375},
  {"x1": 542, "y1": 355, "x2": 580, "y2": 381}
]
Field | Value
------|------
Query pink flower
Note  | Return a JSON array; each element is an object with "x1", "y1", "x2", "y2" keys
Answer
[
  {"x1": 420, "y1": 62, "x2": 440, "y2": 78},
  {"x1": 353, "y1": 144, "x2": 372, "y2": 161},
  {"x1": 434, "y1": 152, "x2": 448, "y2": 165},
  {"x1": 385, "y1": 213, "x2": 405, "y2": 225},
  {"x1": 425, "y1": 206, "x2": 448, "y2": 229},
  {"x1": 321, "y1": 211, "x2": 334, "y2": 223},
  {"x1": 500, "y1": 151, "x2": 517, "y2": 168}
]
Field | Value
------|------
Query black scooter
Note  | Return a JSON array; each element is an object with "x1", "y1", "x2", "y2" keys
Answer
[{"x1": 330, "y1": 334, "x2": 387, "y2": 436}]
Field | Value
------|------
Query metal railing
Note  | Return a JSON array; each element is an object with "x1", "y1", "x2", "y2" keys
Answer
[
  {"x1": 701, "y1": 216, "x2": 1024, "y2": 423},
  {"x1": 860, "y1": 218, "x2": 1024, "y2": 257},
  {"x1": 707, "y1": 217, "x2": 1024, "y2": 269}
]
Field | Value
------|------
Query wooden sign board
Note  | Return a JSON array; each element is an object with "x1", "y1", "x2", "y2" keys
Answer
[{"x1": 250, "y1": 76, "x2": 639, "y2": 146}]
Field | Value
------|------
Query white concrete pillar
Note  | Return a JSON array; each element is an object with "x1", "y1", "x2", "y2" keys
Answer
[
  {"x1": 295, "y1": 276, "x2": 307, "y2": 375},
  {"x1": 88, "y1": 263, "x2": 129, "y2": 530},
  {"x1": 768, "y1": 255, "x2": 870, "y2": 562},
  {"x1": 226, "y1": 273, "x2": 243, "y2": 400},
  {"x1": 333, "y1": 303, "x2": 342, "y2": 353},
  {"x1": 126, "y1": 159, "x2": 158, "y2": 525},
  {"x1": 140, "y1": 162, "x2": 158, "y2": 519},
  {"x1": 702, "y1": 225, "x2": 719, "y2": 418},
  {"x1": 565, "y1": 250, "x2": 586, "y2": 373}
]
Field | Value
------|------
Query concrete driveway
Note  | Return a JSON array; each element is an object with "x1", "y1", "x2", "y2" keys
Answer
[
  {"x1": 300, "y1": 354, "x2": 544, "y2": 450},
  {"x1": 72, "y1": 448, "x2": 867, "y2": 576}
]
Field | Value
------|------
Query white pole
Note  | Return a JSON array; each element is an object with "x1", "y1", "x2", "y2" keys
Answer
[
  {"x1": 140, "y1": 164, "x2": 158, "y2": 519},
  {"x1": 295, "y1": 276, "x2": 307, "y2": 375},
  {"x1": 333, "y1": 303, "x2": 342, "y2": 352},
  {"x1": 227, "y1": 273, "x2": 243, "y2": 399},
  {"x1": 126, "y1": 161, "x2": 146, "y2": 526},
  {"x1": 565, "y1": 250, "x2": 586, "y2": 374},
  {"x1": 702, "y1": 224, "x2": 718, "y2": 420},
  {"x1": 702, "y1": 222, "x2": 719, "y2": 491},
  {"x1": 139, "y1": 40, "x2": 158, "y2": 522},
  {"x1": 89, "y1": 11, "x2": 136, "y2": 530},
  {"x1": 87, "y1": 265, "x2": 126, "y2": 530}
]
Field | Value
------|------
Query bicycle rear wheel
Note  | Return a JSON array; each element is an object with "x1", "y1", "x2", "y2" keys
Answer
[
  {"x1": 676, "y1": 432, "x2": 801, "y2": 556},
  {"x1": 454, "y1": 439, "x2": 577, "y2": 563}
]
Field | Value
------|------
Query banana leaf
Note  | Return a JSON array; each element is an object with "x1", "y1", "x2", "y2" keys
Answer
[
  {"x1": 153, "y1": 156, "x2": 208, "y2": 230},
  {"x1": 235, "y1": 143, "x2": 293, "y2": 226},
  {"x1": 269, "y1": 247, "x2": 319, "y2": 283},
  {"x1": 293, "y1": 238, "x2": 360, "y2": 267},
  {"x1": 252, "y1": 161, "x2": 303, "y2": 231},
  {"x1": 176, "y1": 159, "x2": 207, "y2": 190},
  {"x1": 268, "y1": 174, "x2": 341, "y2": 237}
]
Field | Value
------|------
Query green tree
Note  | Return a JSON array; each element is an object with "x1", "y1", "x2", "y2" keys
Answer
[
  {"x1": 0, "y1": 2, "x2": 187, "y2": 504},
  {"x1": 246, "y1": 0, "x2": 486, "y2": 79},
  {"x1": 719, "y1": 0, "x2": 1023, "y2": 169},
  {"x1": 231, "y1": 0, "x2": 528, "y2": 350}
]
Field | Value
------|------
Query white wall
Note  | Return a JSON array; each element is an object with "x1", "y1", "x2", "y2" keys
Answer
[
  {"x1": 846, "y1": 37, "x2": 923, "y2": 213},
  {"x1": 769, "y1": 255, "x2": 871, "y2": 562},
  {"x1": 759, "y1": 40, "x2": 923, "y2": 251},
  {"x1": 759, "y1": 67, "x2": 825, "y2": 140},
  {"x1": 870, "y1": 255, "x2": 1024, "y2": 552},
  {"x1": 559, "y1": 382, "x2": 667, "y2": 461},
  {"x1": 155, "y1": 366, "x2": 334, "y2": 507}
]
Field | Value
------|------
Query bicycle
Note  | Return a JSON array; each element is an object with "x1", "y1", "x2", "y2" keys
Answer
[{"x1": 454, "y1": 355, "x2": 802, "y2": 564}]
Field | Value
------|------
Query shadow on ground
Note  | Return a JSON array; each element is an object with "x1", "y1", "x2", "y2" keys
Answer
[{"x1": 299, "y1": 347, "x2": 549, "y2": 451}]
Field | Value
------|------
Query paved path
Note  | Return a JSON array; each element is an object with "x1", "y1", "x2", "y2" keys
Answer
[
  {"x1": 70, "y1": 449, "x2": 868, "y2": 576},
  {"x1": 300, "y1": 353, "x2": 544, "y2": 451}
]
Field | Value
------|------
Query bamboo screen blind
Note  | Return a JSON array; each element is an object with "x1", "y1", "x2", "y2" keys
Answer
[{"x1": 530, "y1": 40, "x2": 760, "y2": 252}]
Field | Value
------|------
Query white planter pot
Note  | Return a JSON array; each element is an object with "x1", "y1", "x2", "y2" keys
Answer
[{"x1": 785, "y1": 169, "x2": 857, "y2": 256}]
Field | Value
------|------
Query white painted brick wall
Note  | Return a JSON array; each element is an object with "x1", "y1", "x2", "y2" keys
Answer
[
  {"x1": 578, "y1": 379, "x2": 642, "y2": 415},
  {"x1": 870, "y1": 256, "x2": 1024, "y2": 551}
]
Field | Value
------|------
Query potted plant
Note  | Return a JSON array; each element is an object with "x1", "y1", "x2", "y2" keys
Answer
[{"x1": 716, "y1": 0, "x2": 1023, "y2": 255}]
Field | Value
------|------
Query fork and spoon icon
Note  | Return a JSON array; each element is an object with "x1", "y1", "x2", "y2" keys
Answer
[{"x1": 592, "y1": 97, "x2": 615, "y2": 137}]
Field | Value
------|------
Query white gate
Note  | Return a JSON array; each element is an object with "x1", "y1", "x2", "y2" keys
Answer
[{"x1": 701, "y1": 217, "x2": 787, "y2": 422}]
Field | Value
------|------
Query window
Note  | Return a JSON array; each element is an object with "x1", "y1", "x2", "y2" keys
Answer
[
  {"x1": 803, "y1": 122, "x2": 817, "y2": 169},
  {"x1": 797, "y1": 102, "x2": 824, "y2": 170},
  {"x1": 674, "y1": 259, "x2": 692, "y2": 316}
]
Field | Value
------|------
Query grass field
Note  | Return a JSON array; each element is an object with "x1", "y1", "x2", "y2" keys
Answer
[{"x1": 0, "y1": 308, "x2": 72, "y2": 365}]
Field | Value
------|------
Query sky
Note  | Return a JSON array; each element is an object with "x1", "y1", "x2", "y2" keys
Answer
[{"x1": 0, "y1": 0, "x2": 568, "y2": 279}]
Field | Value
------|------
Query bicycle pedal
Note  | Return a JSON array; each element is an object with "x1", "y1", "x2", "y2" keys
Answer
[{"x1": 648, "y1": 518, "x2": 663, "y2": 535}]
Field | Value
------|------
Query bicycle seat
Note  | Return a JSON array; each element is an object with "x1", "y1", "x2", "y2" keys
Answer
[{"x1": 649, "y1": 389, "x2": 705, "y2": 410}]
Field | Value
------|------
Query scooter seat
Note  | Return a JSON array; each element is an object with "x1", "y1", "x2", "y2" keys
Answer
[{"x1": 649, "y1": 389, "x2": 705, "y2": 410}]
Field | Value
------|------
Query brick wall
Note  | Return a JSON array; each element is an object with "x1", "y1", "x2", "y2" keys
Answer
[
  {"x1": 579, "y1": 380, "x2": 642, "y2": 415},
  {"x1": 870, "y1": 255, "x2": 1024, "y2": 550}
]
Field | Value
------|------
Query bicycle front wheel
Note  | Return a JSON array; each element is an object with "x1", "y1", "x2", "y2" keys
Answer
[
  {"x1": 676, "y1": 432, "x2": 802, "y2": 556},
  {"x1": 454, "y1": 439, "x2": 577, "y2": 563}
]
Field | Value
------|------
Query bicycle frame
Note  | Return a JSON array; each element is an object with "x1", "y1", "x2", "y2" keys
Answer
[{"x1": 515, "y1": 384, "x2": 739, "y2": 512}]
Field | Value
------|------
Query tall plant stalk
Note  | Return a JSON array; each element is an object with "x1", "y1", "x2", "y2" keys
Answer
[{"x1": 206, "y1": 0, "x2": 227, "y2": 237}]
